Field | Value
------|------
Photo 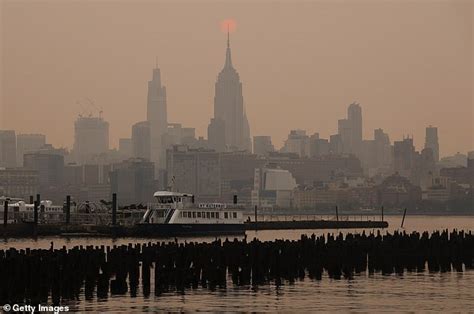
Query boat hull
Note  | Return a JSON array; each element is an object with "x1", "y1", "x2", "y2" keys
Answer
[{"x1": 133, "y1": 223, "x2": 245, "y2": 237}]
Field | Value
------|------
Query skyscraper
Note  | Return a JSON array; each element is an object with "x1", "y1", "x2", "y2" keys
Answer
[
  {"x1": 132, "y1": 121, "x2": 151, "y2": 160},
  {"x1": 24, "y1": 150, "x2": 64, "y2": 189},
  {"x1": 348, "y1": 102, "x2": 363, "y2": 152},
  {"x1": 425, "y1": 126, "x2": 439, "y2": 162},
  {"x1": 282, "y1": 130, "x2": 310, "y2": 157},
  {"x1": 208, "y1": 118, "x2": 226, "y2": 152},
  {"x1": 16, "y1": 133, "x2": 46, "y2": 166},
  {"x1": 337, "y1": 102, "x2": 363, "y2": 156},
  {"x1": 393, "y1": 137, "x2": 416, "y2": 179},
  {"x1": 118, "y1": 138, "x2": 132, "y2": 160},
  {"x1": 253, "y1": 136, "x2": 275, "y2": 156},
  {"x1": 210, "y1": 31, "x2": 251, "y2": 152},
  {"x1": 110, "y1": 158, "x2": 157, "y2": 205},
  {"x1": 0, "y1": 130, "x2": 16, "y2": 168},
  {"x1": 73, "y1": 116, "x2": 109, "y2": 164},
  {"x1": 146, "y1": 67, "x2": 168, "y2": 171}
]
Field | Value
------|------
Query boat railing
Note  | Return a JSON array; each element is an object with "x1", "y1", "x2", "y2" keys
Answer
[{"x1": 147, "y1": 203, "x2": 173, "y2": 210}]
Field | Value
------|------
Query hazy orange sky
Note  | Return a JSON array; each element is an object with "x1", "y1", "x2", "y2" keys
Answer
[{"x1": 1, "y1": 0, "x2": 472, "y2": 157}]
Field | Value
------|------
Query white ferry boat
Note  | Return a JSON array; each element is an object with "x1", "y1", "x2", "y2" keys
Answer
[{"x1": 138, "y1": 191, "x2": 246, "y2": 236}]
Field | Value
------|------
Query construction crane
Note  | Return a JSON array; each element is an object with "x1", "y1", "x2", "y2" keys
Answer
[{"x1": 76, "y1": 97, "x2": 104, "y2": 119}]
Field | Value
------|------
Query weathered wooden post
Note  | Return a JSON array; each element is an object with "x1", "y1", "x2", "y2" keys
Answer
[
  {"x1": 335, "y1": 206, "x2": 339, "y2": 222},
  {"x1": 112, "y1": 193, "x2": 117, "y2": 226},
  {"x1": 3, "y1": 200, "x2": 8, "y2": 227},
  {"x1": 29, "y1": 195, "x2": 34, "y2": 204},
  {"x1": 66, "y1": 195, "x2": 71, "y2": 224},
  {"x1": 401, "y1": 208, "x2": 407, "y2": 228},
  {"x1": 381, "y1": 206, "x2": 384, "y2": 222}
]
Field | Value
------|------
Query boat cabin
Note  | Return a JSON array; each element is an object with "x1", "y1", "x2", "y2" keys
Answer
[{"x1": 141, "y1": 191, "x2": 244, "y2": 225}]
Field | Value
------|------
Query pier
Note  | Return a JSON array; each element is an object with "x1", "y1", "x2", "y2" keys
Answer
[{"x1": 0, "y1": 219, "x2": 388, "y2": 238}]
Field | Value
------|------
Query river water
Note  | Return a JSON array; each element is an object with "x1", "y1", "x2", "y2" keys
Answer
[{"x1": 1, "y1": 215, "x2": 474, "y2": 312}]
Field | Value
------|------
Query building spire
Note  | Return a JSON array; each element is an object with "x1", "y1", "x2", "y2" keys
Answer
[{"x1": 224, "y1": 26, "x2": 233, "y2": 68}]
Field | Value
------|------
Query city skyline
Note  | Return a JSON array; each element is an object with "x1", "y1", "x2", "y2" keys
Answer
[{"x1": 1, "y1": 1, "x2": 473, "y2": 156}]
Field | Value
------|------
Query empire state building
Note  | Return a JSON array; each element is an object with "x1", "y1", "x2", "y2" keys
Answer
[{"x1": 208, "y1": 31, "x2": 251, "y2": 152}]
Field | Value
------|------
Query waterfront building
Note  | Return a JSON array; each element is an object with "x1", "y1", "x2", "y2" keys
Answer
[
  {"x1": 440, "y1": 153, "x2": 474, "y2": 186},
  {"x1": 375, "y1": 173, "x2": 422, "y2": 207},
  {"x1": 251, "y1": 166, "x2": 297, "y2": 209},
  {"x1": 166, "y1": 145, "x2": 363, "y2": 204},
  {"x1": 166, "y1": 145, "x2": 221, "y2": 200}
]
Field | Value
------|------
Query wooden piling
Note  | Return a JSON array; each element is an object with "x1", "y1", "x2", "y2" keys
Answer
[{"x1": 335, "y1": 206, "x2": 339, "y2": 222}]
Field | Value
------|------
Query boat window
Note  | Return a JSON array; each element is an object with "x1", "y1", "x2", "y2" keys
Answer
[
  {"x1": 224, "y1": 212, "x2": 228, "y2": 219},
  {"x1": 183, "y1": 211, "x2": 187, "y2": 218},
  {"x1": 206, "y1": 212, "x2": 210, "y2": 219},
  {"x1": 216, "y1": 212, "x2": 219, "y2": 219},
  {"x1": 197, "y1": 212, "x2": 201, "y2": 218},
  {"x1": 202, "y1": 212, "x2": 205, "y2": 218},
  {"x1": 192, "y1": 212, "x2": 196, "y2": 218},
  {"x1": 233, "y1": 212, "x2": 237, "y2": 219},
  {"x1": 211, "y1": 212, "x2": 215, "y2": 218}
]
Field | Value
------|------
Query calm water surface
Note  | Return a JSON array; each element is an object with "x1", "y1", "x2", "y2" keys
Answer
[{"x1": 2, "y1": 215, "x2": 474, "y2": 311}]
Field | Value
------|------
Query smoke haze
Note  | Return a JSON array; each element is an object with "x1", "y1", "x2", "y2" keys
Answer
[{"x1": 1, "y1": 0, "x2": 472, "y2": 156}]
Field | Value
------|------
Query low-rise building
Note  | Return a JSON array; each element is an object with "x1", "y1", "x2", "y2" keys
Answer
[{"x1": 252, "y1": 166, "x2": 297, "y2": 209}]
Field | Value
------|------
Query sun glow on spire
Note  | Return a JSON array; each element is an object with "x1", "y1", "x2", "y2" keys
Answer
[{"x1": 220, "y1": 19, "x2": 236, "y2": 34}]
